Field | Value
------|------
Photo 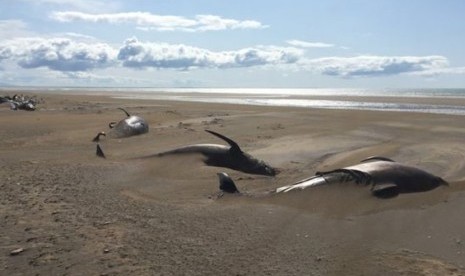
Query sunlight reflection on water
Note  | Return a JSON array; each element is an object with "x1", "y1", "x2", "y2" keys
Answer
[{"x1": 114, "y1": 94, "x2": 465, "y2": 115}]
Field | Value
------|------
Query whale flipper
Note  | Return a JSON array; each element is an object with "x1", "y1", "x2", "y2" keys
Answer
[{"x1": 371, "y1": 183, "x2": 399, "y2": 198}]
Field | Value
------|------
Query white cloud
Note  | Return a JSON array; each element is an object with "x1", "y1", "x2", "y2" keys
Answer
[
  {"x1": 0, "y1": 37, "x2": 117, "y2": 71},
  {"x1": 286, "y1": 39, "x2": 335, "y2": 48},
  {"x1": 302, "y1": 55, "x2": 449, "y2": 77},
  {"x1": 1, "y1": 36, "x2": 460, "y2": 80},
  {"x1": 194, "y1": 15, "x2": 268, "y2": 31},
  {"x1": 50, "y1": 11, "x2": 268, "y2": 32},
  {"x1": 117, "y1": 38, "x2": 302, "y2": 69},
  {"x1": 0, "y1": 37, "x2": 301, "y2": 72}
]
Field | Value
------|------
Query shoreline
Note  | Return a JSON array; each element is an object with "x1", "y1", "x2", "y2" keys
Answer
[{"x1": 3, "y1": 88, "x2": 465, "y2": 116}]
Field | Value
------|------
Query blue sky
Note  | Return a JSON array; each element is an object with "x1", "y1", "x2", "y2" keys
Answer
[{"x1": 1, "y1": 0, "x2": 465, "y2": 88}]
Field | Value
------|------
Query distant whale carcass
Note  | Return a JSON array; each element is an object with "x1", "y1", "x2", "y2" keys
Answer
[
  {"x1": 108, "y1": 107, "x2": 149, "y2": 138},
  {"x1": 0, "y1": 95, "x2": 36, "y2": 111},
  {"x1": 92, "y1": 108, "x2": 149, "y2": 142},
  {"x1": 144, "y1": 130, "x2": 277, "y2": 176},
  {"x1": 275, "y1": 157, "x2": 448, "y2": 198}
]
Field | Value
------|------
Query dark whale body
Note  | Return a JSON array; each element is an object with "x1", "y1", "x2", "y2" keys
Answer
[
  {"x1": 217, "y1": 172, "x2": 240, "y2": 193},
  {"x1": 148, "y1": 130, "x2": 276, "y2": 176}
]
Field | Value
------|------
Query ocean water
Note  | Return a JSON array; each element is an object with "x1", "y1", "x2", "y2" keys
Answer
[
  {"x1": 3, "y1": 87, "x2": 465, "y2": 115},
  {"x1": 112, "y1": 88, "x2": 465, "y2": 115}
]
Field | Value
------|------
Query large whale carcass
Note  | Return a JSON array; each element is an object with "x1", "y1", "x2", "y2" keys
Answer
[{"x1": 275, "y1": 157, "x2": 448, "y2": 198}]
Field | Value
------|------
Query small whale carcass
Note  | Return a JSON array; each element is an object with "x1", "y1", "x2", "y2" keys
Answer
[
  {"x1": 93, "y1": 107, "x2": 149, "y2": 158},
  {"x1": 93, "y1": 107, "x2": 149, "y2": 142}
]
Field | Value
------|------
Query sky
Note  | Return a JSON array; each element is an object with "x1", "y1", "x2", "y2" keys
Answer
[{"x1": 1, "y1": 0, "x2": 465, "y2": 88}]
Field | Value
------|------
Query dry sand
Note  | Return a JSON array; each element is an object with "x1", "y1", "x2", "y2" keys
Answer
[{"x1": 1, "y1": 91, "x2": 464, "y2": 275}]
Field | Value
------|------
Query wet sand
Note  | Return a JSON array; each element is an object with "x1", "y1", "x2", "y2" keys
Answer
[{"x1": 1, "y1": 92, "x2": 464, "y2": 275}]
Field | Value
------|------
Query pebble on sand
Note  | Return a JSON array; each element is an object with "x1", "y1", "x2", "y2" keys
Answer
[{"x1": 10, "y1": 248, "x2": 25, "y2": 256}]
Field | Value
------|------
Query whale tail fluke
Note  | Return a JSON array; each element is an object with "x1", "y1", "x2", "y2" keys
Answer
[
  {"x1": 96, "y1": 144, "x2": 106, "y2": 158},
  {"x1": 217, "y1": 172, "x2": 240, "y2": 193}
]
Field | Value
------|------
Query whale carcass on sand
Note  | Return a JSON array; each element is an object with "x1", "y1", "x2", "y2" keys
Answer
[
  {"x1": 0, "y1": 95, "x2": 37, "y2": 111},
  {"x1": 92, "y1": 107, "x2": 149, "y2": 142},
  {"x1": 142, "y1": 130, "x2": 277, "y2": 176},
  {"x1": 107, "y1": 107, "x2": 149, "y2": 138},
  {"x1": 92, "y1": 107, "x2": 148, "y2": 158},
  {"x1": 275, "y1": 156, "x2": 448, "y2": 198}
]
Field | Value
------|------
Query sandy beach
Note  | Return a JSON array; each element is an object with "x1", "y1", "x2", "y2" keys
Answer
[{"x1": 1, "y1": 91, "x2": 464, "y2": 275}]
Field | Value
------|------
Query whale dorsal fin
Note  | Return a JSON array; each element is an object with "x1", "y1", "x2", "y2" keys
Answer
[
  {"x1": 205, "y1": 130, "x2": 242, "y2": 153},
  {"x1": 360, "y1": 156, "x2": 395, "y2": 163},
  {"x1": 118, "y1": 107, "x2": 131, "y2": 117}
]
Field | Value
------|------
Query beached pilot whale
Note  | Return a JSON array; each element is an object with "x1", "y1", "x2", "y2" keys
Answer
[
  {"x1": 143, "y1": 130, "x2": 277, "y2": 176},
  {"x1": 92, "y1": 107, "x2": 149, "y2": 141},
  {"x1": 275, "y1": 156, "x2": 448, "y2": 198}
]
